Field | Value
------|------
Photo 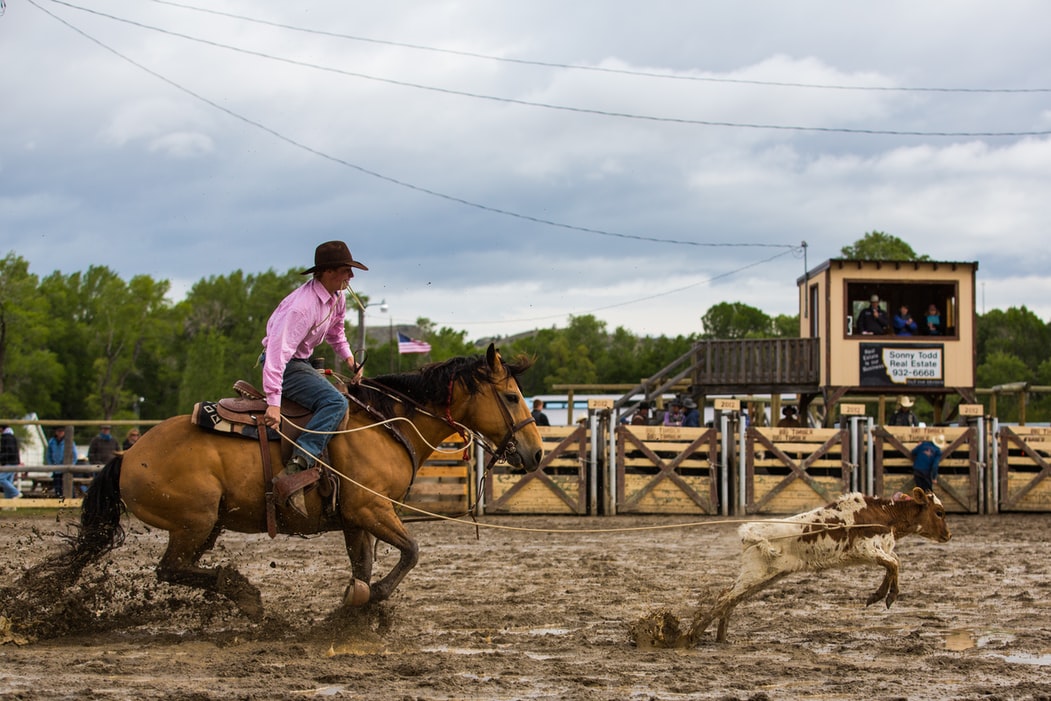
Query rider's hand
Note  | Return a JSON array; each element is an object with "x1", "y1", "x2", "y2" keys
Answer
[
  {"x1": 347, "y1": 356, "x2": 364, "y2": 385},
  {"x1": 263, "y1": 404, "x2": 281, "y2": 428}
]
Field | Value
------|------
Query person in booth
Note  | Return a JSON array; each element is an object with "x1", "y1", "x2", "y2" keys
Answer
[
  {"x1": 856, "y1": 294, "x2": 889, "y2": 335},
  {"x1": 893, "y1": 304, "x2": 919, "y2": 336}
]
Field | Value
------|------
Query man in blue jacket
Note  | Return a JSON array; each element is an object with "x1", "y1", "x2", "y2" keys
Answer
[
  {"x1": 46, "y1": 426, "x2": 80, "y2": 497},
  {"x1": 911, "y1": 434, "x2": 946, "y2": 490}
]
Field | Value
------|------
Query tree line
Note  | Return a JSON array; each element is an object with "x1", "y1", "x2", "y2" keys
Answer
[{"x1": 2, "y1": 233, "x2": 1050, "y2": 424}]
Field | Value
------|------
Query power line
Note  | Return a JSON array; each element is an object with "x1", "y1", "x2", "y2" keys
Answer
[
  {"x1": 430, "y1": 247, "x2": 800, "y2": 328},
  {"x1": 147, "y1": 0, "x2": 1051, "y2": 95},
  {"x1": 28, "y1": 0, "x2": 794, "y2": 253},
  {"x1": 44, "y1": 0, "x2": 1051, "y2": 138}
]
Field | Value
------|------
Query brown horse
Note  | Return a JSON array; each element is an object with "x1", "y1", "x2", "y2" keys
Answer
[{"x1": 57, "y1": 344, "x2": 543, "y2": 619}]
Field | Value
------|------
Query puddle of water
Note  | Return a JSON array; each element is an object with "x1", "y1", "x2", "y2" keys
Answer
[
  {"x1": 989, "y1": 653, "x2": 1051, "y2": 666},
  {"x1": 943, "y1": 629, "x2": 1016, "y2": 651},
  {"x1": 420, "y1": 646, "x2": 498, "y2": 656},
  {"x1": 945, "y1": 630, "x2": 975, "y2": 651}
]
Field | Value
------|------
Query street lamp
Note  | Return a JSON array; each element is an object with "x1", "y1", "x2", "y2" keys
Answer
[{"x1": 356, "y1": 298, "x2": 388, "y2": 350}]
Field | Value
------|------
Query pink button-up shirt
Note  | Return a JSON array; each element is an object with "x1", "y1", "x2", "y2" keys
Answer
[{"x1": 261, "y1": 279, "x2": 353, "y2": 406}]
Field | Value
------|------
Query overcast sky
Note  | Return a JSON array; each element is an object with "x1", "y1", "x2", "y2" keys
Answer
[{"x1": 3, "y1": 0, "x2": 1050, "y2": 341}]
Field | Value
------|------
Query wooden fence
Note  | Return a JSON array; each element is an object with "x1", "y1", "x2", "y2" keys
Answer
[
  {"x1": 615, "y1": 424, "x2": 720, "y2": 515},
  {"x1": 5, "y1": 418, "x2": 1047, "y2": 516},
  {"x1": 484, "y1": 425, "x2": 589, "y2": 514},
  {"x1": 997, "y1": 425, "x2": 1051, "y2": 512}
]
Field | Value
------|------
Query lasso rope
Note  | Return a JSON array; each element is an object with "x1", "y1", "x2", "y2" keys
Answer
[{"x1": 269, "y1": 421, "x2": 884, "y2": 538}]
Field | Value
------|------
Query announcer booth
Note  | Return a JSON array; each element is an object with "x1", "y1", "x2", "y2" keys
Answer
[
  {"x1": 797, "y1": 258, "x2": 979, "y2": 419},
  {"x1": 796, "y1": 258, "x2": 983, "y2": 513}
]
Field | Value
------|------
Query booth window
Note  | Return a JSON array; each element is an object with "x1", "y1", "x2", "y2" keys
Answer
[{"x1": 845, "y1": 281, "x2": 957, "y2": 338}]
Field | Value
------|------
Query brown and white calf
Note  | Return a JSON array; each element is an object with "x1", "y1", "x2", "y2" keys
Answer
[{"x1": 688, "y1": 487, "x2": 951, "y2": 643}]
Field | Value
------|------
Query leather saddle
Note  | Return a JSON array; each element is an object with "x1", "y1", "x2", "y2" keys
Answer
[
  {"x1": 191, "y1": 380, "x2": 336, "y2": 536},
  {"x1": 192, "y1": 380, "x2": 311, "y2": 460}
]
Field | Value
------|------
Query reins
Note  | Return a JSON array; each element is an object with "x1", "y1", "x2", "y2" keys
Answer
[{"x1": 280, "y1": 367, "x2": 535, "y2": 520}]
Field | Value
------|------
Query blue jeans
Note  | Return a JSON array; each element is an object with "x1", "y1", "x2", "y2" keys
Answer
[
  {"x1": 0, "y1": 471, "x2": 19, "y2": 498},
  {"x1": 281, "y1": 359, "x2": 348, "y2": 467},
  {"x1": 913, "y1": 470, "x2": 934, "y2": 491}
]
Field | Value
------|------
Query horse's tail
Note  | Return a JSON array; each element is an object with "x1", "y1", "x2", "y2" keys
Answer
[{"x1": 50, "y1": 455, "x2": 127, "y2": 581}]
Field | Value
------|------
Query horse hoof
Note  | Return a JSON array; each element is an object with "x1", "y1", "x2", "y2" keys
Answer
[{"x1": 344, "y1": 579, "x2": 370, "y2": 607}]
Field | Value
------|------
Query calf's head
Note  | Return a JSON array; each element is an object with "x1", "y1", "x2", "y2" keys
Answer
[{"x1": 906, "y1": 486, "x2": 952, "y2": 542}]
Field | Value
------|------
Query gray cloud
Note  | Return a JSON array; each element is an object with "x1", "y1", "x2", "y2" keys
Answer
[{"x1": 3, "y1": 0, "x2": 1050, "y2": 339}]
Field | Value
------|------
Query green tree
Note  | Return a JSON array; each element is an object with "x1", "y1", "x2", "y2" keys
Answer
[
  {"x1": 772, "y1": 313, "x2": 800, "y2": 338},
  {"x1": 977, "y1": 351, "x2": 1032, "y2": 422},
  {"x1": 502, "y1": 327, "x2": 559, "y2": 397},
  {"x1": 37, "y1": 266, "x2": 175, "y2": 420},
  {"x1": 701, "y1": 302, "x2": 773, "y2": 339},
  {"x1": 840, "y1": 231, "x2": 929, "y2": 261},
  {"x1": 0, "y1": 253, "x2": 62, "y2": 417},
  {"x1": 177, "y1": 268, "x2": 300, "y2": 408},
  {"x1": 976, "y1": 306, "x2": 1051, "y2": 373}
]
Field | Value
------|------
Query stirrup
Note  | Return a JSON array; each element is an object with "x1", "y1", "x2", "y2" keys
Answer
[{"x1": 272, "y1": 466, "x2": 322, "y2": 504}]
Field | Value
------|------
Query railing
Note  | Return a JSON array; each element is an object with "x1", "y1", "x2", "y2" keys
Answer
[
  {"x1": 2, "y1": 464, "x2": 103, "y2": 508},
  {"x1": 690, "y1": 338, "x2": 821, "y2": 393}
]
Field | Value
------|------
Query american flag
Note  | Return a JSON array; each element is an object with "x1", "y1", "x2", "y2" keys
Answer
[{"x1": 397, "y1": 332, "x2": 432, "y2": 354}]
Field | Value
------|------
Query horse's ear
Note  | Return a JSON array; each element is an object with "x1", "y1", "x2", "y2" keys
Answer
[{"x1": 486, "y1": 343, "x2": 500, "y2": 369}]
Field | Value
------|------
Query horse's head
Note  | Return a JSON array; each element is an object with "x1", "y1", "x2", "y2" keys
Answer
[{"x1": 456, "y1": 344, "x2": 544, "y2": 471}]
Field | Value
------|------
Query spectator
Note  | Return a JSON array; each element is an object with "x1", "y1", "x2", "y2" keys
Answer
[
  {"x1": 856, "y1": 294, "x2": 889, "y2": 335},
  {"x1": 911, "y1": 434, "x2": 946, "y2": 490},
  {"x1": 1, "y1": 424, "x2": 22, "y2": 499},
  {"x1": 925, "y1": 304, "x2": 942, "y2": 335},
  {"x1": 888, "y1": 396, "x2": 919, "y2": 427},
  {"x1": 749, "y1": 403, "x2": 768, "y2": 428},
  {"x1": 681, "y1": 398, "x2": 701, "y2": 427},
  {"x1": 893, "y1": 304, "x2": 918, "y2": 336},
  {"x1": 630, "y1": 401, "x2": 651, "y2": 426},
  {"x1": 663, "y1": 400, "x2": 685, "y2": 427},
  {"x1": 88, "y1": 424, "x2": 120, "y2": 465},
  {"x1": 122, "y1": 427, "x2": 141, "y2": 451},
  {"x1": 46, "y1": 426, "x2": 80, "y2": 497},
  {"x1": 531, "y1": 399, "x2": 551, "y2": 427},
  {"x1": 776, "y1": 405, "x2": 801, "y2": 428}
]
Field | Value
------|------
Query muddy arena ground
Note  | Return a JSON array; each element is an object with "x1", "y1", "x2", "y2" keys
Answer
[{"x1": 1, "y1": 509, "x2": 1050, "y2": 700}]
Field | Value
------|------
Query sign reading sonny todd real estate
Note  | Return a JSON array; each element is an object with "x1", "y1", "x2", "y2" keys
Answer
[{"x1": 860, "y1": 343, "x2": 944, "y2": 387}]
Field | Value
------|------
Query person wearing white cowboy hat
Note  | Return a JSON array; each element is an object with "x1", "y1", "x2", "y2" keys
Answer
[
  {"x1": 911, "y1": 433, "x2": 946, "y2": 491},
  {"x1": 260, "y1": 240, "x2": 369, "y2": 519},
  {"x1": 889, "y1": 396, "x2": 918, "y2": 427},
  {"x1": 856, "y1": 293, "x2": 889, "y2": 335}
]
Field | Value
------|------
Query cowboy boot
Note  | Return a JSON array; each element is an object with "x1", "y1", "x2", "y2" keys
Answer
[{"x1": 275, "y1": 455, "x2": 309, "y2": 518}]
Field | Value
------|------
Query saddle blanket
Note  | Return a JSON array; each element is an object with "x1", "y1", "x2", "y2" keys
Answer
[{"x1": 191, "y1": 401, "x2": 278, "y2": 440}]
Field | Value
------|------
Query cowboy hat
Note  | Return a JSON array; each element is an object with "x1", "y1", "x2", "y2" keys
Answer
[
  {"x1": 897, "y1": 396, "x2": 914, "y2": 408},
  {"x1": 933, "y1": 434, "x2": 947, "y2": 448},
  {"x1": 300, "y1": 241, "x2": 368, "y2": 275}
]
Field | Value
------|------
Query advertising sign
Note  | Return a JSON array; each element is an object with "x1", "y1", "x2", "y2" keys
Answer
[{"x1": 860, "y1": 343, "x2": 944, "y2": 387}]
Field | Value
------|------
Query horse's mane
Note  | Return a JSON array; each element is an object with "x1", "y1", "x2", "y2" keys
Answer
[{"x1": 354, "y1": 352, "x2": 533, "y2": 418}]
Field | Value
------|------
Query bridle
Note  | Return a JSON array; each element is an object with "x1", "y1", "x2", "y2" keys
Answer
[
  {"x1": 360, "y1": 370, "x2": 536, "y2": 471},
  {"x1": 468, "y1": 378, "x2": 536, "y2": 473}
]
